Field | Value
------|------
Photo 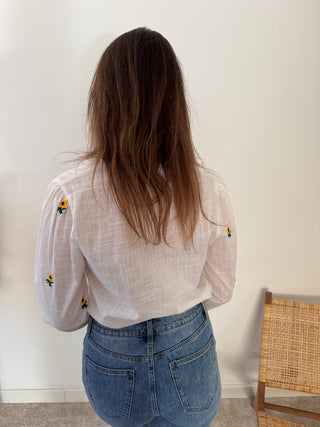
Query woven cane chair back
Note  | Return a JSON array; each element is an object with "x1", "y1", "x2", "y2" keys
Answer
[{"x1": 260, "y1": 296, "x2": 320, "y2": 394}]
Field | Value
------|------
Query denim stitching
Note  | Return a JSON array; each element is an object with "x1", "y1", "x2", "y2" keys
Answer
[
  {"x1": 169, "y1": 337, "x2": 218, "y2": 412},
  {"x1": 84, "y1": 355, "x2": 135, "y2": 419},
  {"x1": 90, "y1": 305, "x2": 204, "y2": 337},
  {"x1": 86, "y1": 314, "x2": 208, "y2": 362},
  {"x1": 154, "y1": 315, "x2": 208, "y2": 360},
  {"x1": 170, "y1": 336, "x2": 214, "y2": 367}
]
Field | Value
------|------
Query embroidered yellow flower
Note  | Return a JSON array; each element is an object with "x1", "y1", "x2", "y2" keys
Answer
[
  {"x1": 46, "y1": 274, "x2": 54, "y2": 286},
  {"x1": 57, "y1": 199, "x2": 68, "y2": 215},
  {"x1": 81, "y1": 297, "x2": 88, "y2": 309},
  {"x1": 227, "y1": 226, "x2": 231, "y2": 237}
]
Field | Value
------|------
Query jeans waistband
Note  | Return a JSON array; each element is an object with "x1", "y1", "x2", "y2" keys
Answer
[{"x1": 88, "y1": 302, "x2": 208, "y2": 337}]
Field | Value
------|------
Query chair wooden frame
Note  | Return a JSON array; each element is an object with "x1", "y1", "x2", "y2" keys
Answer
[{"x1": 252, "y1": 291, "x2": 320, "y2": 425}]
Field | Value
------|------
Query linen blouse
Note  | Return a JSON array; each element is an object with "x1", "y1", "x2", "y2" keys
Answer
[{"x1": 34, "y1": 159, "x2": 237, "y2": 331}]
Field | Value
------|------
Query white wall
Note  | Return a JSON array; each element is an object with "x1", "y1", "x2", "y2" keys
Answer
[{"x1": 1, "y1": 0, "x2": 319, "y2": 403}]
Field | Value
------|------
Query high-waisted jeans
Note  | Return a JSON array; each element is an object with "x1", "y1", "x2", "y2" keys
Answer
[{"x1": 82, "y1": 302, "x2": 221, "y2": 427}]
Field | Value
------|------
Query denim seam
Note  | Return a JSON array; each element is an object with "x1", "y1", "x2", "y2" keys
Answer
[
  {"x1": 85, "y1": 354, "x2": 135, "y2": 376},
  {"x1": 90, "y1": 305, "x2": 204, "y2": 337},
  {"x1": 86, "y1": 315, "x2": 208, "y2": 362},
  {"x1": 169, "y1": 337, "x2": 218, "y2": 412},
  {"x1": 154, "y1": 315, "x2": 208, "y2": 361},
  {"x1": 170, "y1": 335, "x2": 214, "y2": 368},
  {"x1": 153, "y1": 307, "x2": 204, "y2": 334},
  {"x1": 84, "y1": 355, "x2": 134, "y2": 419}
]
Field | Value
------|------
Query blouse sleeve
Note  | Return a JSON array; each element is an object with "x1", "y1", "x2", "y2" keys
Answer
[
  {"x1": 34, "y1": 180, "x2": 89, "y2": 332},
  {"x1": 200, "y1": 176, "x2": 237, "y2": 310}
]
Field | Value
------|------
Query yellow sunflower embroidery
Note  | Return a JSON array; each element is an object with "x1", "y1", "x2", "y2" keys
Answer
[
  {"x1": 227, "y1": 226, "x2": 231, "y2": 237},
  {"x1": 57, "y1": 199, "x2": 68, "y2": 215},
  {"x1": 81, "y1": 297, "x2": 88, "y2": 309},
  {"x1": 46, "y1": 274, "x2": 54, "y2": 286}
]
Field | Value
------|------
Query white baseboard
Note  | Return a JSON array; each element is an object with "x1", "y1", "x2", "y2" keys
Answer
[
  {"x1": 0, "y1": 384, "x2": 317, "y2": 403},
  {"x1": 0, "y1": 388, "x2": 89, "y2": 403}
]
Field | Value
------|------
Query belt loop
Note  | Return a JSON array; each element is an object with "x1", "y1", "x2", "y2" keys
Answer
[
  {"x1": 202, "y1": 301, "x2": 209, "y2": 319},
  {"x1": 87, "y1": 314, "x2": 93, "y2": 336},
  {"x1": 147, "y1": 319, "x2": 153, "y2": 344}
]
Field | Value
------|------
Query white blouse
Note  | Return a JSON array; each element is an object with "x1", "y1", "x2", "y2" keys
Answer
[{"x1": 34, "y1": 159, "x2": 236, "y2": 331}]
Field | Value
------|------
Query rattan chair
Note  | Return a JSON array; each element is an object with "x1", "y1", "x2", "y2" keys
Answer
[
  {"x1": 257, "y1": 411, "x2": 306, "y2": 426},
  {"x1": 252, "y1": 291, "x2": 320, "y2": 426}
]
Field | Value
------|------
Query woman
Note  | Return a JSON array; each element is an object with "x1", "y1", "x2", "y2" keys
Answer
[{"x1": 34, "y1": 27, "x2": 236, "y2": 427}]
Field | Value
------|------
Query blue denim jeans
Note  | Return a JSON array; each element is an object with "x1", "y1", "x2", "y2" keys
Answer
[{"x1": 82, "y1": 302, "x2": 221, "y2": 427}]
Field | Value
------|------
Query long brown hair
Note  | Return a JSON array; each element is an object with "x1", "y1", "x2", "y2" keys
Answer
[{"x1": 78, "y1": 27, "x2": 215, "y2": 250}]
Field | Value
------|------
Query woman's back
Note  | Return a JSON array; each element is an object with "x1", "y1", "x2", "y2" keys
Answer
[{"x1": 35, "y1": 158, "x2": 236, "y2": 330}]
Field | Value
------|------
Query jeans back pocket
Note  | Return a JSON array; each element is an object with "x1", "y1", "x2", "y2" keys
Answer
[
  {"x1": 169, "y1": 336, "x2": 220, "y2": 412},
  {"x1": 83, "y1": 355, "x2": 135, "y2": 419}
]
